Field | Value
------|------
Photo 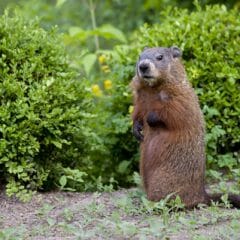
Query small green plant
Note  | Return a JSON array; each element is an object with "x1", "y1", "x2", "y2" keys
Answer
[
  {"x1": 62, "y1": 208, "x2": 74, "y2": 222},
  {"x1": 36, "y1": 203, "x2": 54, "y2": 217},
  {"x1": 0, "y1": 226, "x2": 26, "y2": 240},
  {"x1": 58, "y1": 167, "x2": 87, "y2": 191}
]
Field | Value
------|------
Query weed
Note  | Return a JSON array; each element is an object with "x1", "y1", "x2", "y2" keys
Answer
[
  {"x1": 62, "y1": 208, "x2": 74, "y2": 222},
  {"x1": 0, "y1": 226, "x2": 26, "y2": 240},
  {"x1": 36, "y1": 203, "x2": 54, "y2": 217}
]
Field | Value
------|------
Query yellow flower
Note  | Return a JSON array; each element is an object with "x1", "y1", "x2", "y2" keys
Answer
[
  {"x1": 91, "y1": 84, "x2": 102, "y2": 97},
  {"x1": 101, "y1": 65, "x2": 110, "y2": 73},
  {"x1": 128, "y1": 105, "x2": 134, "y2": 114},
  {"x1": 98, "y1": 55, "x2": 106, "y2": 64},
  {"x1": 104, "y1": 79, "x2": 112, "y2": 90}
]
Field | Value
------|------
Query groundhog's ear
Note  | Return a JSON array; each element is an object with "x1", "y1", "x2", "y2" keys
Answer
[
  {"x1": 143, "y1": 46, "x2": 150, "y2": 51},
  {"x1": 170, "y1": 46, "x2": 182, "y2": 58}
]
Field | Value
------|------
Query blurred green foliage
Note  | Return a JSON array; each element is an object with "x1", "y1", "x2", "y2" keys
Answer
[
  {"x1": 0, "y1": 0, "x2": 240, "y2": 198},
  {"x1": 8, "y1": 0, "x2": 240, "y2": 30},
  {"x1": 5, "y1": 0, "x2": 240, "y2": 50}
]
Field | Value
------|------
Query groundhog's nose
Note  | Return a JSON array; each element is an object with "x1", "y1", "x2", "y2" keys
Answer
[{"x1": 139, "y1": 63, "x2": 149, "y2": 73}]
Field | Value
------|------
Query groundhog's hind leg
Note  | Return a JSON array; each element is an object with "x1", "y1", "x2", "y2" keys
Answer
[
  {"x1": 145, "y1": 168, "x2": 208, "y2": 208},
  {"x1": 144, "y1": 169, "x2": 171, "y2": 202},
  {"x1": 147, "y1": 186, "x2": 208, "y2": 208},
  {"x1": 147, "y1": 189, "x2": 165, "y2": 202}
]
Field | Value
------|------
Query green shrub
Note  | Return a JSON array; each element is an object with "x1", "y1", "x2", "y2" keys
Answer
[
  {"x1": 0, "y1": 12, "x2": 102, "y2": 200},
  {"x1": 103, "y1": 4, "x2": 240, "y2": 181}
]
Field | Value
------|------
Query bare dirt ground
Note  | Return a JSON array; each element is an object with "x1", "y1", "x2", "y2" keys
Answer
[{"x1": 1, "y1": 188, "x2": 240, "y2": 240}]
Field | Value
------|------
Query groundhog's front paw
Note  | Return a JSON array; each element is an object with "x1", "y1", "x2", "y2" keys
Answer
[
  {"x1": 147, "y1": 112, "x2": 165, "y2": 128},
  {"x1": 133, "y1": 120, "x2": 144, "y2": 141}
]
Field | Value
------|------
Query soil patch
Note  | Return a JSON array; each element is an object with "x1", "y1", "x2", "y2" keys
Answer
[{"x1": 1, "y1": 188, "x2": 240, "y2": 239}]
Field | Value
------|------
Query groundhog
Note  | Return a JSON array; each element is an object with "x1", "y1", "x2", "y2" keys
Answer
[{"x1": 131, "y1": 46, "x2": 240, "y2": 208}]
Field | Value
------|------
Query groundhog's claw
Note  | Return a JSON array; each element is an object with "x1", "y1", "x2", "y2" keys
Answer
[{"x1": 133, "y1": 120, "x2": 144, "y2": 141}]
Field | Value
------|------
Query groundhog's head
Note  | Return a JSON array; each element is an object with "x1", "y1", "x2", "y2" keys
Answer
[{"x1": 136, "y1": 46, "x2": 184, "y2": 86}]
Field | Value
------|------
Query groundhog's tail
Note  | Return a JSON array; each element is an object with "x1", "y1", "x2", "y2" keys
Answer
[{"x1": 207, "y1": 193, "x2": 240, "y2": 208}]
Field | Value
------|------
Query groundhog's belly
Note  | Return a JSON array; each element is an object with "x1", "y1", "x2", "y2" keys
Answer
[
  {"x1": 141, "y1": 128, "x2": 172, "y2": 167},
  {"x1": 145, "y1": 131, "x2": 165, "y2": 153},
  {"x1": 140, "y1": 128, "x2": 205, "y2": 200}
]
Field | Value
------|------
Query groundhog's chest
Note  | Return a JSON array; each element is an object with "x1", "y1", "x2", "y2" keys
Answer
[{"x1": 137, "y1": 87, "x2": 170, "y2": 115}]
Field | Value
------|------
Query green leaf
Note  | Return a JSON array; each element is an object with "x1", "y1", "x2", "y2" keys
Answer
[
  {"x1": 59, "y1": 175, "x2": 67, "y2": 188},
  {"x1": 56, "y1": 0, "x2": 67, "y2": 8},
  {"x1": 47, "y1": 217, "x2": 56, "y2": 227},
  {"x1": 92, "y1": 24, "x2": 127, "y2": 43},
  {"x1": 68, "y1": 27, "x2": 87, "y2": 38},
  {"x1": 52, "y1": 140, "x2": 62, "y2": 149},
  {"x1": 82, "y1": 53, "x2": 97, "y2": 76},
  {"x1": 117, "y1": 160, "x2": 131, "y2": 174}
]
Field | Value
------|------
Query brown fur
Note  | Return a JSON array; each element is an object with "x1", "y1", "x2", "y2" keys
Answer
[{"x1": 131, "y1": 47, "x2": 240, "y2": 208}]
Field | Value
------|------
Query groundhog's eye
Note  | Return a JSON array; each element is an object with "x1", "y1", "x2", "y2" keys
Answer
[{"x1": 156, "y1": 55, "x2": 163, "y2": 61}]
